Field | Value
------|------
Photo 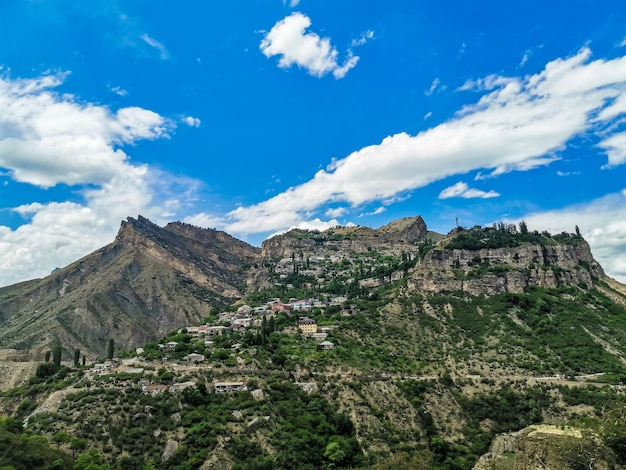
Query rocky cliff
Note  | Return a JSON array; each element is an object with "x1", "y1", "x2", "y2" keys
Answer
[{"x1": 408, "y1": 233, "x2": 604, "y2": 296}]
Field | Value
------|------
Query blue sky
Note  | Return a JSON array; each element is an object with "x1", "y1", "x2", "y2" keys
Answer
[{"x1": 1, "y1": 0, "x2": 626, "y2": 286}]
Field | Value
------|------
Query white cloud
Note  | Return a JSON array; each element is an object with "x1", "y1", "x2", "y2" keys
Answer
[
  {"x1": 110, "y1": 85, "x2": 128, "y2": 97},
  {"x1": 140, "y1": 33, "x2": 170, "y2": 60},
  {"x1": 423, "y1": 111, "x2": 432, "y2": 120},
  {"x1": 351, "y1": 30, "x2": 374, "y2": 48},
  {"x1": 283, "y1": 0, "x2": 300, "y2": 6},
  {"x1": 599, "y1": 132, "x2": 626, "y2": 167},
  {"x1": 425, "y1": 78, "x2": 445, "y2": 96},
  {"x1": 260, "y1": 12, "x2": 359, "y2": 79},
  {"x1": 359, "y1": 207, "x2": 386, "y2": 217},
  {"x1": 458, "y1": 74, "x2": 516, "y2": 92},
  {"x1": 0, "y1": 72, "x2": 193, "y2": 287},
  {"x1": 519, "y1": 44, "x2": 543, "y2": 68},
  {"x1": 183, "y1": 116, "x2": 201, "y2": 127},
  {"x1": 184, "y1": 212, "x2": 224, "y2": 229},
  {"x1": 520, "y1": 51, "x2": 531, "y2": 67},
  {"x1": 214, "y1": 47, "x2": 626, "y2": 238},
  {"x1": 438, "y1": 182, "x2": 500, "y2": 199},
  {"x1": 325, "y1": 207, "x2": 348, "y2": 218},
  {"x1": 0, "y1": 73, "x2": 173, "y2": 188},
  {"x1": 267, "y1": 218, "x2": 340, "y2": 239},
  {"x1": 516, "y1": 190, "x2": 626, "y2": 283}
]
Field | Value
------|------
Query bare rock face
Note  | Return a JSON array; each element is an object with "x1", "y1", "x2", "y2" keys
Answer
[
  {"x1": 162, "y1": 439, "x2": 179, "y2": 462},
  {"x1": 376, "y1": 215, "x2": 428, "y2": 243},
  {"x1": 409, "y1": 241, "x2": 603, "y2": 296}
]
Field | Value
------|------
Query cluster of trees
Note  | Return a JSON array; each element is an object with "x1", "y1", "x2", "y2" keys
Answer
[{"x1": 446, "y1": 222, "x2": 583, "y2": 250}]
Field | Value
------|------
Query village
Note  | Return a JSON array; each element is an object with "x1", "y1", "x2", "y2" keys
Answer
[
  {"x1": 76, "y1": 245, "x2": 422, "y2": 400},
  {"x1": 84, "y1": 295, "x2": 345, "y2": 397}
]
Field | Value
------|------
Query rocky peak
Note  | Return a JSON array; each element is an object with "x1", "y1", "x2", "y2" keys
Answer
[
  {"x1": 376, "y1": 215, "x2": 428, "y2": 243},
  {"x1": 115, "y1": 215, "x2": 161, "y2": 245}
]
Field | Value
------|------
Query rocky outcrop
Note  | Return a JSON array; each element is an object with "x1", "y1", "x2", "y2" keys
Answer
[
  {"x1": 376, "y1": 215, "x2": 428, "y2": 243},
  {"x1": 409, "y1": 241, "x2": 604, "y2": 295},
  {"x1": 474, "y1": 425, "x2": 613, "y2": 470}
]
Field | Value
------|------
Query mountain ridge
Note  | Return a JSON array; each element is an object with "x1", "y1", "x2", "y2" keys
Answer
[{"x1": 0, "y1": 215, "x2": 620, "y2": 362}]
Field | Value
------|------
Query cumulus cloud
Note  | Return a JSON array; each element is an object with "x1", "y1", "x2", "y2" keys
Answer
[
  {"x1": 183, "y1": 116, "x2": 201, "y2": 127},
  {"x1": 267, "y1": 218, "x2": 340, "y2": 239},
  {"x1": 0, "y1": 73, "x2": 172, "y2": 188},
  {"x1": 325, "y1": 207, "x2": 349, "y2": 218},
  {"x1": 439, "y1": 182, "x2": 500, "y2": 199},
  {"x1": 212, "y1": 47, "x2": 626, "y2": 247},
  {"x1": 0, "y1": 72, "x2": 191, "y2": 287},
  {"x1": 515, "y1": 190, "x2": 626, "y2": 283},
  {"x1": 260, "y1": 12, "x2": 360, "y2": 79}
]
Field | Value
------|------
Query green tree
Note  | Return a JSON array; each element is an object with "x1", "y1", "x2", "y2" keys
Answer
[
  {"x1": 107, "y1": 338, "x2": 114, "y2": 360},
  {"x1": 324, "y1": 441, "x2": 346, "y2": 466},
  {"x1": 519, "y1": 220, "x2": 528, "y2": 235},
  {"x1": 52, "y1": 431, "x2": 69, "y2": 450},
  {"x1": 52, "y1": 343, "x2": 62, "y2": 367},
  {"x1": 74, "y1": 450, "x2": 110, "y2": 470},
  {"x1": 69, "y1": 437, "x2": 87, "y2": 457},
  {"x1": 73, "y1": 349, "x2": 80, "y2": 367},
  {"x1": 36, "y1": 362, "x2": 58, "y2": 378},
  {"x1": 45, "y1": 350, "x2": 51, "y2": 363}
]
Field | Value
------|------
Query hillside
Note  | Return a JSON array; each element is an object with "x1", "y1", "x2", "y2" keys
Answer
[
  {"x1": 1, "y1": 217, "x2": 626, "y2": 469},
  {"x1": 0, "y1": 216, "x2": 261, "y2": 360}
]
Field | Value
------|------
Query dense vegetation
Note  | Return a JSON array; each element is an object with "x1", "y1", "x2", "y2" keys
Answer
[
  {"x1": 0, "y1": 418, "x2": 74, "y2": 470},
  {"x1": 445, "y1": 222, "x2": 584, "y2": 250}
]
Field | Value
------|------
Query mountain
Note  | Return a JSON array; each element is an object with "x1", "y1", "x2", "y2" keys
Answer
[
  {"x1": 0, "y1": 216, "x2": 261, "y2": 360},
  {"x1": 2, "y1": 216, "x2": 626, "y2": 469}
]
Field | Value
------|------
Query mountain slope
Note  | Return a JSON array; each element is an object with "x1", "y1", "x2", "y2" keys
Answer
[{"x1": 0, "y1": 216, "x2": 261, "y2": 360}]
